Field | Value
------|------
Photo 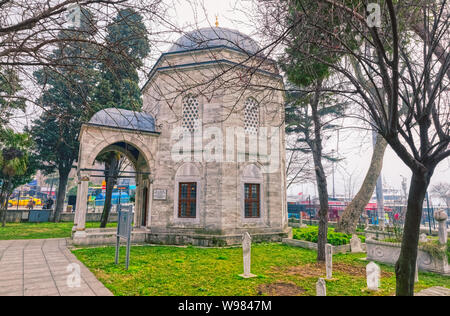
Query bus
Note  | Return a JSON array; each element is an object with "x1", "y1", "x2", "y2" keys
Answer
[{"x1": 88, "y1": 184, "x2": 134, "y2": 206}]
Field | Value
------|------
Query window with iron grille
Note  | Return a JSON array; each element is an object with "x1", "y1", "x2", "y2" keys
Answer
[
  {"x1": 182, "y1": 95, "x2": 200, "y2": 133},
  {"x1": 178, "y1": 182, "x2": 197, "y2": 218},
  {"x1": 244, "y1": 98, "x2": 259, "y2": 135},
  {"x1": 244, "y1": 183, "x2": 260, "y2": 218}
]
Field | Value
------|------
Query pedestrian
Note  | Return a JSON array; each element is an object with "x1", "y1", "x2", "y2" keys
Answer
[{"x1": 45, "y1": 198, "x2": 54, "y2": 210}]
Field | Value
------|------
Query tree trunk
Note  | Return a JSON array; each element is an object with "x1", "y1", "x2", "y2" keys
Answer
[
  {"x1": 100, "y1": 156, "x2": 119, "y2": 228},
  {"x1": 0, "y1": 180, "x2": 11, "y2": 227},
  {"x1": 336, "y1": 135, "x2": 388, "y2": 233},
  {"x1": 312, "y1": 149, "x2": 329, "y2": 262},
  {"x1": 310, "y1": 79, "x2": 329, "y2": 262},
  {"x1": 395, "y1": 170, "x2": 431, "y2": 296},
  {"x1": 0, "y1": 195, "x2": 6, "y2": 228},
  {"x1": 53, "y1": 170, "x2": 69, "y2": 223}
]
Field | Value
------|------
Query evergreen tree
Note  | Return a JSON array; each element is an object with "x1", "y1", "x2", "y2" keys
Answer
[
  {"x1": 280, "y1": 0, "x2": 350, "y2": 261},
  {"x1": 93, "y1": 8, "x2": 150, "y2": 228},
  {"x1": 29, "y1": 9, "x2": 99, "y2": 222},
  {"x1": 0, "y1": 69, "x2": 26, "y2": 126}
]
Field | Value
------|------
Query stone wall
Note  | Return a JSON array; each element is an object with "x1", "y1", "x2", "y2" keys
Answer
[
  {"x1": 282, "y1": 238, "x2": 354, "y2": 254},
  {"x1": 366, "y1": 238, "x2": 450, "y2": 275},
  {"x1": 3, "y1": 210, "x2": 118, "y2": 223},
  {"x1": 140, "y1": 46, "x2": 287, "y2": 238}
]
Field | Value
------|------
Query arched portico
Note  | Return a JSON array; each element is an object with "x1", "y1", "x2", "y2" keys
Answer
[{"x1": 73, "y1": 108, "x2": 160, "y2": 238}]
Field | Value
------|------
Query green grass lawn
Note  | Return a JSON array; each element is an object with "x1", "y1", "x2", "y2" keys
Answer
[
  {"x1": 0, "y1": 222, "x2": 117, "y2": 240},
  {"x1": 72, "y1": 243, "x2": 450, "y2": 296}
]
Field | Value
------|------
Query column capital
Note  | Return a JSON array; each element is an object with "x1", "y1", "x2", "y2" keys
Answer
[{"x1": 78, "y1": 170, "x2": 90, "y2": 181}]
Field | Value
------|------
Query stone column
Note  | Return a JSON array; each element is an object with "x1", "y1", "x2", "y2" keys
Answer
[
  {"x1": 325, "y1": 243, "x2": 333, "y2": 280},
  {"x1": 146, "y1": 178, "x2": 153, "y2": 228},
  {"x1": 74, "y1": 172, "x2": 90, "y2": 238},
  {"x1": 134, "y1": 177, "x2": 140, "y2": 228},
  {"x1": 434, "y1": 210, "x2": 448, "y2": 245},
  {"x1": 72, "y1": 177, "x2": 82, "y2": 233}
]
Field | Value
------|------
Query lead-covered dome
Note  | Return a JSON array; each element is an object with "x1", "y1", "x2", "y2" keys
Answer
[
  {"x1": 168, "y1": 27, "x2": 261, "y2": 55},
  {"x1": 89, "y1": 108, "x2": 156, "y2": 133}
]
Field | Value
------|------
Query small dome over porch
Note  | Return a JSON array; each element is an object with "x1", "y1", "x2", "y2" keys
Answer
[{"x1": 88, "y1": 108, "x2": 156, "y2": 133}]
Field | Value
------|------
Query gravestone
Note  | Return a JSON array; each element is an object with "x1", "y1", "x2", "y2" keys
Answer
[
  {"x1": 366, "y1": 261, "x2": 380, "y2": 291},
  {"x1": 419, "y1": 233, "x2": 428, "y2": 243},
  {"x1": 299, "y1": 213, "x2": 307, "y2": 228},
  {"x1": 325, "y1": 243, "x2": 333, "y2": 280},
  {"x1": 239, "y1": 232, "x2": 256, "y2": 278},
  {"x1": 350, "y1": 234, "x2": 363, "y2": 253},
  {"x1": 415, "y1": 260, "x2": 419, "y2": 283},
  {"x1": 362, "y1": 214, "x2": 370, "y2": 230},
  {"x1": 316, "y1": 278, "x2": 326, "y2": 296},
  {"x1": 434, "y1": 210, "x2": 448, "y2": 245}
]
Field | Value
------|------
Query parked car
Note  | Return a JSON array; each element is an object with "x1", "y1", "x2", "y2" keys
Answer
[{"x1": 8, "y1": 196, "x2": 42, "y2": 207}]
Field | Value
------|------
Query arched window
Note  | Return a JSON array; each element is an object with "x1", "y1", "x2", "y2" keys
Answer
[
  {"x1": 174, "y1": 163, "x2": 201, "y2": 221},
  {"x1": 244, "y1": 98, "x2": 259, "y2": 135},
  {"x1": 241, "y1": 164, "x2": 264, "y2": 220},
  {"x1": 182, "y1": 95, "x2": 200, "y2": 133}
]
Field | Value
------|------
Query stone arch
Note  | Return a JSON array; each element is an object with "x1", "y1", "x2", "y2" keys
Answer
[
  {"x1": 74, "y1": 124, "x2": 159, "y2": 237},
  {"x1": 173, "y1": 162, "x2": 203, "y2": 223},
  {"x1": 81, "y1": 131, "x2": 156, "y2": 173},
  {"x1": 240, "y1": 163, "x2": 265, "y2": 223},
  {"x1": 242, "y1": 163, "x2": 263, "y2": 180}
]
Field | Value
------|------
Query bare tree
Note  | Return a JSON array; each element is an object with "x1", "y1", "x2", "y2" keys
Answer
[
  {"x1": 255, "y1": 0, "x2": 449, "y2": 295},
  {"x1": 285, "y1": 137, "x2": 314, "y2": 189},
  {"x1": 431, "y1": 182, "x2": 450, "y2": 208}
]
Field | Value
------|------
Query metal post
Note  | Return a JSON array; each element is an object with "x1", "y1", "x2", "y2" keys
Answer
[
  {"x1": 126, "y1": 223, "x2": 131, "y2": 270},
  {"x1": 115, "y1": 236, "x2": 120, "y2": 265},
  {"x1": 16, "y1": 191, "x2": 20, "y2": 210},
  {"x1": 115, "y1": 207, "x2": 121, "y2": 265},
  {"x1": 332, "y1": 149, "x2": 335, "y2": 199}
]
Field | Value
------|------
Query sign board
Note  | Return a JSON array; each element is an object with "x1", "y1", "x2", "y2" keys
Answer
[
  {"x1": 115, "y1": 205, "x2": 134, "y2": 269},
  {"x1": 153, "y1": 189, "x2": 167, "y2": 200},
  {"x1": 117, "y1": 205, "x2": 133, "y2": 239}
]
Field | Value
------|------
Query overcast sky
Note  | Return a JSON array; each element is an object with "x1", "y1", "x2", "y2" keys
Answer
[
  {"x1": 168, "y1": 0, "x2": 450, "y2": 204},
  {"x1": 12, "y1": 0, "x2": 450, "y2": 205}
]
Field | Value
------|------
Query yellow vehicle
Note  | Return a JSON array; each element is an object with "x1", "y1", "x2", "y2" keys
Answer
[{"x1": 8, "y1": 196, "x2": 42, "y2": 207}]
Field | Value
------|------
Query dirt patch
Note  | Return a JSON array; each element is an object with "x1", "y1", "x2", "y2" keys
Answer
[
  {"x1": 284, "y1": 262, "x2": 326, "y2": 278},
  {"x1": 283, "y1": 262, "x2": 393, "y2": 278},
  {"x1": 257, "y1": 282, "x2": 305, "y2": 296}
]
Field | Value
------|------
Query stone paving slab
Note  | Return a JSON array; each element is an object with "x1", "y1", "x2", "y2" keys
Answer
[
  {"x1": 0, "y1": 239, "x2": 113, "y2": 296},
  {"x1": 416, "y1": 286, "x2": 450, "y2": 296}
]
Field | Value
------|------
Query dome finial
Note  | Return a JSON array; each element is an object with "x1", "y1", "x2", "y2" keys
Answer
[{"x1": 215, "y1": 15, "x2": 219, "y2": 27}]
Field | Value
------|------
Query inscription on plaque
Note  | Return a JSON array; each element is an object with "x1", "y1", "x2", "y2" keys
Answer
[{"x1": 153, "y1": 189, "x2": 167, "y2": 200}]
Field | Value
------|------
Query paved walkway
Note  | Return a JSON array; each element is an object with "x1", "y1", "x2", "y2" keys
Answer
[
  {"x1": 416, "y1": 286, "x2": 450, "y2": 296},
  {"x1": 0, "y1": 239, "x2": 112, "y2": 296}
]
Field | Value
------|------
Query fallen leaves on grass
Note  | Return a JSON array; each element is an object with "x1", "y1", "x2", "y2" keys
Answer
[
  {"x1": 257, "y1": 282, "x2": 305, "y2": 296},
  {"x1": 281, "y1": 262, "x2": 393, "y2": 278}
]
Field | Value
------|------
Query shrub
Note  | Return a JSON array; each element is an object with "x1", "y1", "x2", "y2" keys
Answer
[{"x1": 292, "y1": 226, "x2": 365, "y2": 246}]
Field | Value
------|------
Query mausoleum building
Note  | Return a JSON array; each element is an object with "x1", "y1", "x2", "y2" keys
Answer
[{"x1": 72, "y1": 26, "x2": 290, "y2": 246}]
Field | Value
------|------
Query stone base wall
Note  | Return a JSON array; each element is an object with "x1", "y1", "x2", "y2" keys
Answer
[
  {"x1": 70, "y1": 227, "x2": 291, "y2": 247},
  {"x1": 366, "y1": 238, "x2": 450, "y2": 276},
  {"x1": 59, "y1": 212, "x2": 118, "y2": 223},
  {"x1": 70, "y1": 228, "x2": 147, "y2": 247},
  {"x1": 147, "y1": 230, "x2": 290, "y2": 247},
  {"x1": 282, "y1": 238, "x2": 361, "y2": 254}
]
